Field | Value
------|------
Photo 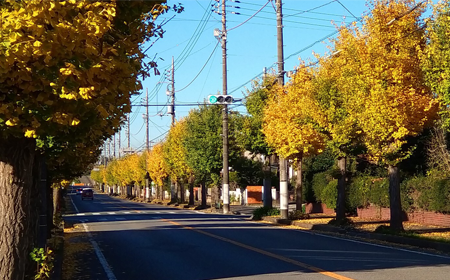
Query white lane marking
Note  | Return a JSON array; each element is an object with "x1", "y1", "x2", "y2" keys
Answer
[
  {"x1": 76, "y1": 213, "x2": 86, "y2": 216},
  {"x1": 93, "y1": 213, "x2": 101, "y2": 215},
  {"x1": 273, "y1": 222, "x2": 450, "y2": 260},
  {"x1": 81, "y1": 223, "x2": 117, "y2": 280},
  {"x1": 108, "y1": 212, "x2": 116, "y2": 215},
  {"x1": 313, "y1": 231, "x2": 450, "y2": 260},
  {"x1": 168, "y1": 212, "x2": 176, "y2": 214},
  {"x1": 195, "y1": 211, "x2": 206, "y2": 214},
  {"x1": 124, "y1": 212, "x2": 131, "y2": 214},
  {"x1": 155, "y1": 211, "x2": 161, "y2": 214},
  {"x1": 70, "y1": 195, "x2": 80, "y2": 213}
]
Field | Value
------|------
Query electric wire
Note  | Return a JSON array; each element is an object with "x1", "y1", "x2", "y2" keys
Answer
[
  {"x1": 227, "y1": 0, "x2": 271, "y2": 32},
  {"x1": 336, "y1": 0, "x2": 361, "y2": 22},
  {"x1": 174, "y1": 0, "x2": 214, "y2": 71},
  {"x1": 284, "y1": 0, "x2": 337, "y2": 18},
  {"x1": 175, "y1": 40, "x2": 220, "y2": 93},
  {"x1": 131, "y1": 122, "x2": 145, "y2": 135},
  {"x1": 233, "y1": 12, "x2": 342, "y2": 28},
  {"x1": 240, "y1": 0, "x2": 346, "y2": 18}
]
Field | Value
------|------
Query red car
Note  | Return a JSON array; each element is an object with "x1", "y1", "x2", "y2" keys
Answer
[{"x1": 81, "y1": 189, "x2": 94, "y2": 200}]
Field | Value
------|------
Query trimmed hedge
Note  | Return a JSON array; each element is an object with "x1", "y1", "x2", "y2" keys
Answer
[
  {"x1": 252, "y1": 206, "x2": 280, "y2": 220},
  {"x1": 311, "y1": 171, "x2": 337, "y2": 209},
  {"x1": 347, "y1": 175, "x2": 389, "y2": 209},
  {"x1": 402, "y1": 174, "x2": 450, "y2": 213}
]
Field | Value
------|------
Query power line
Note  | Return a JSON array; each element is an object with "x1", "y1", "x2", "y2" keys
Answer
[
  {"x1": 227, "y1": 0, "x2": 271, "y2": 32},
  {"x1": 284, "y1": 0, "x2": 337, "y2": 18},
  {"x1": 335, "y1": 0, "x2": 362, "y2": 22},
  {"x1": 174, "y1": 0, "x2": 214, "y2": 71},
  {"x1": 175, "y1": 40, "x2": 220, "y2": 92}
]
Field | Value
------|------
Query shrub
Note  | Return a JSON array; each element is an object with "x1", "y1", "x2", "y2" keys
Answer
[
  {"x1": 347, "y1": 175, "x2": 389, "y2": 209},
  {"x1": 252, "y1": 206, "x2": 280, "y2": 220},
  {"x1": 430, "y1": 179, "x2": 450, "y2": 213},
  {"x1": 401, "y1": 173, "x2": 450, "y2": 213},
  {"x1": 311, "y1": 171, "x2": 331, "y2": 202},
  {"x1": 321, "y1": 179, "x2": 338, "y2": 209},
  {"x1": 368, "y1": 178, "x2": 389, "y2": 208},
  {"x1": 288, "y1": 210, "x2": 310, "y2": 220},
  {"x1": 348, "y1": 175, "x2": 371, "y2": 209}
]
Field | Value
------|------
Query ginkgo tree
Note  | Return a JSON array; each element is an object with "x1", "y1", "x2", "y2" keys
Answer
[
  {"x1": 147, "y1": 143, "x2": 169, "y2": 200},
  {"x1": 263, "y1": 66, "x2": 326, "y2": 212},
  {"x1": 163, "y1": 118, "x2": 194, "y2": 204},
  {"x1": 0, "y1": 1, "x2": 178, "y2": 278},
  {"x1": 348, "y1": 0, "x2": 438, "y2": 230},
  {"x1": 312, "y1": 42, "x2": 365, "y2": 223}
]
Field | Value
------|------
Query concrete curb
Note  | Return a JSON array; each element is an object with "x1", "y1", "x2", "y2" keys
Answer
[{"x1": 261, "y1": 216, "x2": 450, "y2": 253}]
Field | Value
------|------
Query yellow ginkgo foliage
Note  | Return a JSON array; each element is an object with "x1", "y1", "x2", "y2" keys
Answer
[
  {"x1": 263, "y1": 64, "x2": 326, "y2": 211},
  {"x1": 263, "y1": 65, "x2": 325, "y2": 161},
  {"x1": 164, "y1": 118, "x2": 192, "y2": 182},
  {"x1": 339, "y1": 0, "x2": 439, "y2": 230},
  {"x1": 147, "y1": 143, "x2": 168, "y2": 198},
  {"x1": 355, "y1": 0, "x2": 438, "y2": 163}
]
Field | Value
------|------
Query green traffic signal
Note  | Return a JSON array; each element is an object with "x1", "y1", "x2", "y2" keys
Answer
[
  {"x1": 209, "y1": 95, "x2": 218, "y2": 104},
  {"x1": 208, "y1": 95, "x2": 233, "y2": 104}
]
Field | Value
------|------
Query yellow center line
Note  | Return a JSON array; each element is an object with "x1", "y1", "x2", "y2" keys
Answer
[{"x1": 163, "y1": 219, "x2": 354, "y2": 280}]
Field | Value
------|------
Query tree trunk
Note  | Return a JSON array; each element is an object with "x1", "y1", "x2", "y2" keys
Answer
[
  {"x1": 0, "y1": 137, "x2": 37, "y2": 280},
  {"x1": 295, "y1": 157, "x2": 303, "y2": 212},
  {"x1": 188, "y1": 177, "x2": 194, "y2": 206},
  {"x1": 262, "y1": 155, "x2": 272, "y2": 208},
  {"x1": 335, "y1": 157, "x2": 347, "y2": 222},
  {"x1": 201, "y1": 178, "x2": 207, "y2": 208},
  {"x1": 53, "y1": 187, "x2": 62, "y2": 228},
  {"x1": 180, "y1": 182, "x2": 185, "y2": 203},
  {"x1": 388, "y1": 164, "x2": 404, "y2": 231},
  {"x1": 170, "y1": 181, "x2": 176, "y2": 203}
]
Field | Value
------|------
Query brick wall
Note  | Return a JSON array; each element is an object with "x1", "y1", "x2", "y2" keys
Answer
[
  {"x1": 357, "y1": 206, "x2": 450, "y2": 227},
  {"x1": 357, "y1": 206, "x2": 391, "y2": 220},
  {"x1": 247, "y1": 186, "x2": 263, "y2": 204},
  {"x1": 305, "y1": 203, "x2": 335, "y2": 215}
]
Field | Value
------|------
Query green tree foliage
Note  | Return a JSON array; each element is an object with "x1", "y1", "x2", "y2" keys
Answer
[
  {"x1": 422, "y1": 0, "x2": 450, "y2": 128},
  {"x1": 240, "y1": 77, "x2": 276, "y2": 155},
  {"x1": 184, "y1": 105, "x2": 223, "y2": 179}
]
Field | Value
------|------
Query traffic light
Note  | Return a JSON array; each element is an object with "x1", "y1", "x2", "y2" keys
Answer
[{"x1": 208, "y1": 95, "x2": 234, "y2": 105}]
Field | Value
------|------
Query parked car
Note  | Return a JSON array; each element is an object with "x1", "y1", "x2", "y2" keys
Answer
[
  {"x1": 76, "y1": 188, "x2": 84, "y2": 195},
  {"x1": 81, "y1": 189, "x2": 94, "y2": 200}
]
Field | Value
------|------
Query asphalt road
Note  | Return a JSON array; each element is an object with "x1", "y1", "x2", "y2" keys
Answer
[{"x1": 64, "y1": 188, "x2": 450, "y2": 280}]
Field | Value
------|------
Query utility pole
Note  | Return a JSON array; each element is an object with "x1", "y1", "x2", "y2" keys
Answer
[
  {"x1": 127, "y1": 112, "x2": 131, "y2": 149},
  {"x1": 118, "y1": 128, "x2": 121, "y2": 158},
  {"x1": 113, "y1": 134, "x2": 116, "y2": 158},
  {"x1": 219, "y1": 0, "x2": 230, "y2": 214},
  {"x1": 104, "y1": 141, "x2": 107, "y2": 166},
  {"x1": 107, "y1": 139, "x2": 111, "y2": 161},
  {"x1": 146, "y1": 88, "x2": 149, "y2": 151},
  {"x1": 171, "y1": 57, "x2": 175, "y2": 125},
  {"x1": 276, "y1": 0, "x2": 288, "y2": 219}
]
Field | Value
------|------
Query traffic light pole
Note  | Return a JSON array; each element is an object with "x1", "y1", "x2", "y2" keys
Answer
[{"x1": 221, "y1": 0, "x2": 230, "y2": 214}]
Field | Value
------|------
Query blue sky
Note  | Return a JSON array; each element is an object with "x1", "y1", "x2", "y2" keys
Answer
[{"x1": 108, "y1": 0, "x2": 424, "y2": 154}]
